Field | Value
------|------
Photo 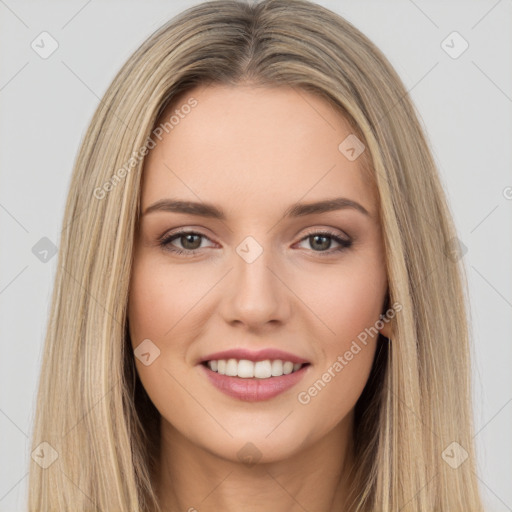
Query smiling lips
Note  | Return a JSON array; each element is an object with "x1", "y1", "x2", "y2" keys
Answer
[{"x1": 199, "y1": 347, "x2": 311, "y2": 401}]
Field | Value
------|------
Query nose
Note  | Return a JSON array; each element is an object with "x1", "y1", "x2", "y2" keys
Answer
[{"x1": 219, "y1": 243, "x2": 291, "y2": 330}]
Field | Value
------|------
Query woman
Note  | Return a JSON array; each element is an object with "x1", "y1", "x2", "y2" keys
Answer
[{"x1": 28, "y1": 0, "x2": 484, "y2": 510}]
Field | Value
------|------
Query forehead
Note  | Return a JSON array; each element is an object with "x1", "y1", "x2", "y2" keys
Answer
[{"x1": 141, "y1": 84, "x2": 377, "y2": 219}]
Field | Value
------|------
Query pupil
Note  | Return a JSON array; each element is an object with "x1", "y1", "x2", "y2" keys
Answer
[
  {"x1": 183, "y1": 234, "x2": 201, "y2": 250},
  {"x1": 311, "y1": 235, "x2": 330, "y2": 251}
]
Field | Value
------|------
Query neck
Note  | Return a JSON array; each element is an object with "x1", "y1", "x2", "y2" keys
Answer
[{"x1": 155, "y1": 412, "x2": 356, "y2": 512}]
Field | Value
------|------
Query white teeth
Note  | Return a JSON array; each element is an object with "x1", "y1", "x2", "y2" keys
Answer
[
  {"x1": 206, "y1": 358, "x2": 305, "y2": 378},
  {"x1": 271, "y1": 360, "x2": 283, "y2": 376},
  {"x1": 225, "y1": 358, "x2": 238, "y2": 376},
  {"x1": 283, "y1": 361, "x2": 293, "y2": 375},
  {"x1": 237, "y1": 359, "x2": 254, "y2": 378},
  {"x1": 254, "y1": 360, "x2": 272, "y2": 378}
]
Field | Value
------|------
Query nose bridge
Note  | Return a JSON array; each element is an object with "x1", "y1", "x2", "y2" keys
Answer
[{"x1": 221, "y1": 234, "x2": 290, "y2": 326}]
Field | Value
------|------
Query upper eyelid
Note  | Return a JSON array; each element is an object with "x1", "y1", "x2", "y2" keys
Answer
[{"x1": 160, "y1": 229, "x2": 215, "y2": 244}]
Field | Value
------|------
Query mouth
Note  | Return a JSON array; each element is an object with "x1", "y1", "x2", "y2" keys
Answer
[{"x1": 199, "y1": 359, "x2": 312, "y2": 402}]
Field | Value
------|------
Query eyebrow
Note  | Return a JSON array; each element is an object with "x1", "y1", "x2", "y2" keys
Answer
[{"x1": 142, "y1": 197, "x2": 371, "y2": 219}]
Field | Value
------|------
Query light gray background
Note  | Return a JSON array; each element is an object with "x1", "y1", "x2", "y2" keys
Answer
[{"x1": 1, "y1": 0, "x2": 511, "y2": 510}]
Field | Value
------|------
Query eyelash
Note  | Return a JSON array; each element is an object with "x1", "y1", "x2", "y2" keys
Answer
[{"x1": 158, "y1": 229, "x2": 353, "y2": 258}]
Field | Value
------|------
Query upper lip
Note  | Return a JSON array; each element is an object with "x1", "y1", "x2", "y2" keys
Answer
[{"x1": 198, "y1": 348, "x2": 310, "y2": 365}]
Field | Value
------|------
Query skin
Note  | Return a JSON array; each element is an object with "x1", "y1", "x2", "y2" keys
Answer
[{"x1": 127, "y1": 84, "x2": 392, "y2": 512}]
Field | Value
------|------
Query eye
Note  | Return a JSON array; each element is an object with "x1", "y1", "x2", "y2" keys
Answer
[
  {"x1": 295, "y1": 230, "x2": 352, "y2": 256},
  {"x1": 159, "y1": 230, "x2": 215, "y2": 257}
]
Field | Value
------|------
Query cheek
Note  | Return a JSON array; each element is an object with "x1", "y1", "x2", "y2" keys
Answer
[
  {"x1": 295, "y1": 287, "x2": 383, "y2": 430},
  {"x1": 298, "y1": 250, "x2": 387, "y2": 348},
  {"x1": 127, "y1": 259, "x2": 179, "y2": 390},
  {"x1": 127, "y1": 259, "x2": 196, "y2": 422},
  {"x1": 296, "y1": 340, "x2": 377, "y2": 435},
  {"x1": 293, "y1": 251, "x2": 386, "y2": 415},
  {"x1": 127, "y1": 256, "x2": 208, "y2": 344},
  {"x1": 329, "y1": 272, "x2": 385, "y2": 342}
]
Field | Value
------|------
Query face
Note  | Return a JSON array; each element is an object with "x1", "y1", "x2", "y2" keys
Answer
[{"x1": 127, "y1": 84, "x2": 391, "y2": 464}]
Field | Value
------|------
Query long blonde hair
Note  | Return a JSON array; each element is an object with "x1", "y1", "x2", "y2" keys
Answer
[{"x1": 28, "y1": 1, "x2": 484, "y2": 510}]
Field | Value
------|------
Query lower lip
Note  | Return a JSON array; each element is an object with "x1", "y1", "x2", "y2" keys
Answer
[{"x1": 199, "y1": 363, "x2": 310, "y2": 402}]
